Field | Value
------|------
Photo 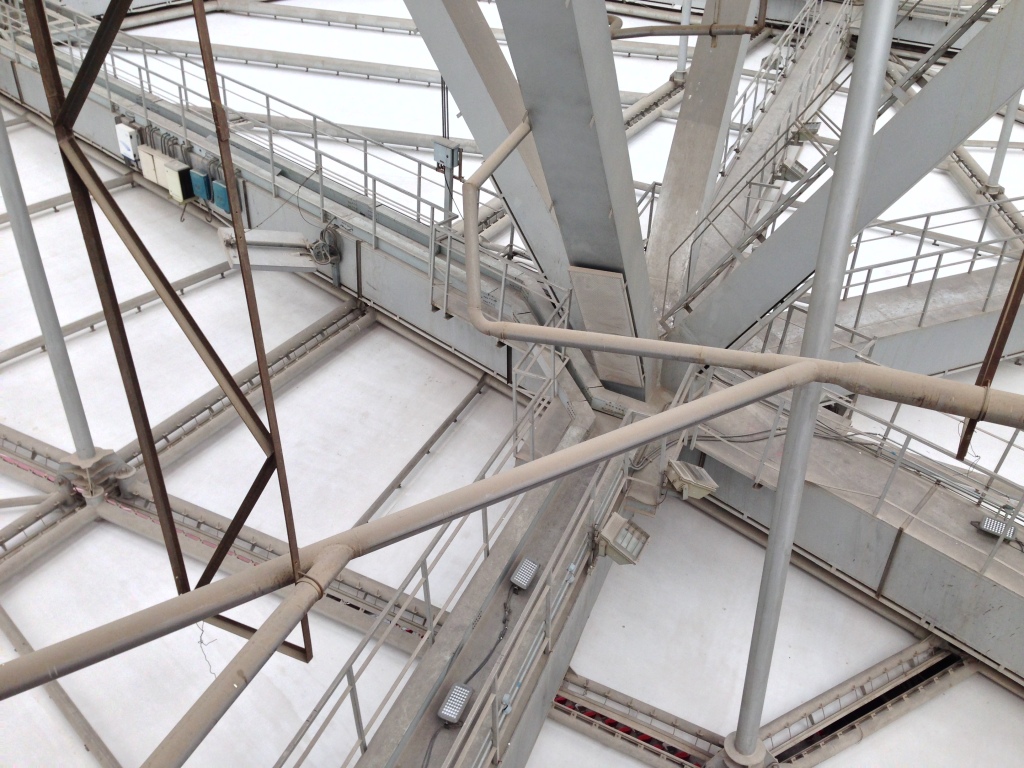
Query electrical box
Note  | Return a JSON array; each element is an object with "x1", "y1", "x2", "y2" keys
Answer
[
  {"x1": 190, "y1": 169, "x2": 212, "y2": 201},
  {"x1": 163, "y1": 160, "x2": 195, "y2": 203},
  {"x1": 433, "y1": 138, "x2": 462, "y2": 170},
  {"x1": 212, "y1": 180, "x2": 231, "y2": 213},
  {"x1": 115, "y1": 122, "x2": 139, "y2": 165},
  {"x1": 138, "y1": 145, "x2": 166, "y2": 186}
]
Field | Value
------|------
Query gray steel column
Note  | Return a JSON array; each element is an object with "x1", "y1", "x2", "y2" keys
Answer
[
  {"x1": 730, "y1": 0, "x2": 900, "y2": 761},
  {"x1": 0, "y1": 117, "x2": 94, "y2": 460},
  {"x1": 990, "y1": 88, "x2": 1022, "y2": 187}
]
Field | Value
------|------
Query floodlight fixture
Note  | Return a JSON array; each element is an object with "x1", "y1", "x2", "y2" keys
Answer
[
  {"x1": 666, "y1": 460, "x2": 718, "y2": 500},
  {"x1": 978, "y1": 516, "x2": 1017, "y2": 540},
  {"x1": 510, "y1": 558, "x2": 539, "y2": 592},
  {"x1": 598, "y1": 512, "x2": 650, "y2": 565},
  {"x1": 438, "y1": 683, "x2": 473, "y2": 724}
]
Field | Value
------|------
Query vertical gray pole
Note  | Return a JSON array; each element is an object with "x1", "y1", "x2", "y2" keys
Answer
[
  {"x1": 0, "y1": 117, "x2": 95, "y2": 460},
  {"x1": 989, "y1": 88, "x2": 1022, "y2": 187},
  {"x1": 676, "y1": 0, "x2": 693, "y2": 73},
  {"x1": 729, "y1": 0, "x2": 900, "y2": 762}
]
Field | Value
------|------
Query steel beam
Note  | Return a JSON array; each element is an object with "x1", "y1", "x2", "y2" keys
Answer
[
  {"x1": 58, "y1": 138, "x2": 274, "y2": 456},
  {"x1": 0, "y1": 489, "x2": 68, "y2": 552},
  {"x1": 0, "y1": 363, "x2": 820, "y2": 702},
  {"x1": 189, "y1": 0, "x2": 310, "y2": 655},
  {"x1": 673, "y1": 0, "x2": 1024, "y2": 355},
  {"x1": 0, "y1": 110, "x2": 95, "y2": 460},
  {"x1": 58, "y1": 0, "x2": 133, "y2": 127},
  {"x1": 0, "y1": 603, "x2": 122, "y2": 768},
  {"x1": 142, "y1": 544, "x2": 355, "y2": 767},
  {"x1": 645, "y1": 0, "x2": 760, "y2": 321},
  {"x1": 405, "y1": 0, "x2": 573, "y2": 299},
  {"x1": 354, "y1": 374, "x2": 487, "y2": 526},
  {"x1": 0, "y1": 173, "x2": 134, "y2": 230},
  {"x1": 496, "y1": 0, "x2": 657, "y2": 393},
  {"x1": 0, "y1": 262, "x2": 229, "y2": 367},
  {"x1": 21, "y1": 0, "x2": 191, "y2": 595}
]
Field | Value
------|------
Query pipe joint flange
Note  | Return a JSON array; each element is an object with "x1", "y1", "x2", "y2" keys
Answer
[{"x1": 296, "y1": 573, "x2": 326, "y2": 600}]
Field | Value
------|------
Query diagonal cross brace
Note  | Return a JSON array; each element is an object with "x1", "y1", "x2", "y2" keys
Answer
[{"x1": 21, "y1": 0, "x2": 191, "y2": 595}]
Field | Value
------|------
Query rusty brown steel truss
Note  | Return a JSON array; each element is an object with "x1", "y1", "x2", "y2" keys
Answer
[{"x1": 20, "y1": 0, "x2": 314, "y2": 661}]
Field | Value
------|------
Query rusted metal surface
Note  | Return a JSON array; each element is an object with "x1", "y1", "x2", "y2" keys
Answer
[
  {"x1": 189, "y1": 0, "x2": 312, "y2": 657},
  {"x1": 22, "y1": 0, "x2": 191, "y2": 594},
  {"x1": 958, "y1": 247, "x2": 1024, "y2": 460}
]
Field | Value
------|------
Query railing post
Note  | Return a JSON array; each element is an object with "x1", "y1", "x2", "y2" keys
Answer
[
  {"x1": 969, "y1": 206, "x2": 992, "y2": 273},
  {"x1": 844, "y1": 229, "x2": 864, "y2": 300},
  {"x1": 363, "y1": 139, "x2": 369, "y2": 196},
  {"x1": 908, "y1": 214, "x2": 930, "y2": 286},
  {"x1": 873, "y1": 432, "x2": 911, "y2": 516},
  {"x1": 854, "y1": 267, "x2": 873, "y2": 330},
  {"x1": 753, "y1": 397, "x2": 787, "y2": 488},
  {"x1": 420, "y1": 560, "x2": 435, "y2": 644},
  {"x1": 980, "y1": 495, "x2": 1024, "y2": 575},
  {"x1": 979, "y1": 427, "x2": 1019, "y2": 505},
  {"x1": 490, "y1": 678, "x2": 501, "y2": 764},
  {"x1": 264, "y1": 94, "x2": 276, "y2": 196},
  {"x1": 918, "y1": 253, "x2": 943, "y2": 327},
  {"x1": 347, "y1": 668, "x2": 368, "y2": 754},
  {"x1": 481, "y1": 506, "x2": 490, "y2": 556},
  {"x1": 878, "y1": 402, "x2": 901, "y2": 455},
  {"x1": 372, "y1": 178, "x2": 378, "y2": 249},
  {"x1": 983, "y1": 240, "x2": 1010, "y2": 313},
  {"x1": 442, "y1": 228, "x2": 453, "y2": 317}
]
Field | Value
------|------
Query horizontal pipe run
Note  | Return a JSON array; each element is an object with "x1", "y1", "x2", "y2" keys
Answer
[
  {"x1": 0, "y1": 505, "x2": 97, "y2": 587},
  {"x1": 143, "y1": 544, "x2": 355, "y2": 767},
  {"x1": 461, "y1": 123, "x2": 1024, "y2": 430},
  {"x1": 0, "y1": 489, "x2": 69, "y2": 549},
  {"x1": 611, "y1": 0, "x2": 767, "y2": 39},
  {"x1": 0, "y1": 494, "x2": 50, "y2": 509},
  {"x1": 0, "y1": 363, "x2": 815, "y2": 701}
]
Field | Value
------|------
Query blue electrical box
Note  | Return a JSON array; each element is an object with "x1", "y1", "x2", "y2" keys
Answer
[
  {"x1": 190, "y1": 169, "x2": 212, "y2": 201},
  {"x1": 212, "y1": 180, "x2": 231, "y2": 212}
]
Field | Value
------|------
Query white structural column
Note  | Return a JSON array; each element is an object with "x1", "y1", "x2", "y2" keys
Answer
[
  {"x1": 405, "y1": 0, "x2": 573, "y2": 296},
  {"x1": 672, "y1": 0, "x2": 1024, "y2": 356},
  {"x1": 495, "y1": 0, "x2": 658, "y2": 395},
  {"x1": 644, "y1": 0, "x2": 760, "y2": 324},
  {"x1": 0, "y1": 115, "x2": 94, "y2": 461},
  {"x1": 713, "y1": 1, "x2": 900, "y2": 765}
]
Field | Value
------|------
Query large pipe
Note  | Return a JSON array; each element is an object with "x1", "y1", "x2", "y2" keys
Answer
[
  {"x1": 142, "y1": 544, "x2": 355, "y2": 767},
  {"x1": 732, "y1": 0, "x2": 900, "y2": 759},
  {"x1": 0, "y1": 362, "x2": 818, "y2": 701},
  {"x1": 460, "y1": 126, "x2": 1024, "y2": 430},
  {"x1": 611, "y1": 0, "x2": 767, "y2": 39},
  {"x1": 0, "y1": 115, "x2": 95, "y2": 460}
]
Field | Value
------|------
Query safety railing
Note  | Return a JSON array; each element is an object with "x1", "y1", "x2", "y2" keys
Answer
[
  {"x1": 440, "y1": 444, "x2": 631, "y2": 768},
  {"x1": 273, "y1": 391, "x2": 539, "y2": 766},
  {"x1": 659, "y1": 51, "x2": 852, "y2": 323},
  {"x1": 1, "y1": 1, "x2": 504, "y2": 240},
  {"x1": 723, "y1": 0, "x2": 827, "y2": 177},
  {"x1": 685, "y1": 367, "x2": 1024, "y2": 583},
  {"x1": 731, "y1": 196, "x2": 1024, "y2": 357}
]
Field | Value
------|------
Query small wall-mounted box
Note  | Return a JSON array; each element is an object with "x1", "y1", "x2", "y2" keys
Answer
[
  {"x1": 163, "y1": 160, "x2": 195, "y2": 203},
  {"x1": 212, "y1": 180, "x2": 231, "y2": 213},
  {"x1": 138, "y1": 145, "x2": 166, "y2": 186},
  {"x1": 115, "y1": 122, "x2": 140, "y2": 165},
  {"x1": 189, "y1": 169, "x2": 212, "y2": 201}
]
